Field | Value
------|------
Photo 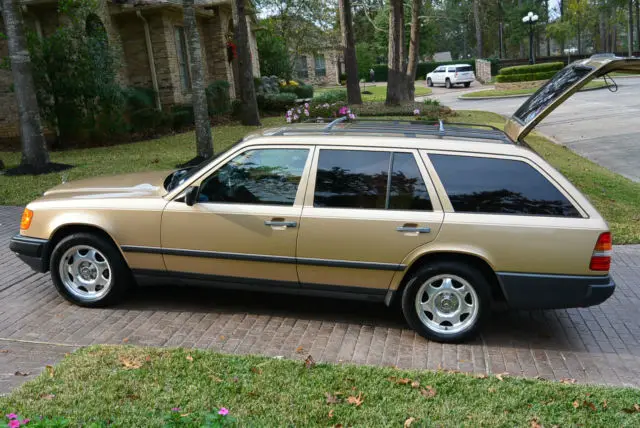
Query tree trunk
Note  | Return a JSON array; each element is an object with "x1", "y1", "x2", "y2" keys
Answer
[
  {"x1": 559, "y1": 0, "x2": 565, "y2": 55},
  {"x1": 636, "y1": 0, "x2": 639, "y2": 51},
  {"x1": 232, "y1": 0, "x2": 260, "y2": 125},
  {"x1": 599, "y1": 12, "x2": 607, "y2": 52},
  {"x1": 184, "y1": 0, "x2": 213, "y2": 159},
  {"x1": 473, "y1": 0, "x2": 483, "y2": 58},
  {"x1": 629, "y1": 0, "x2": 634, "y2": 56},
  {"x1": 405, "y1": 0, "x2": 422, "y2": 100},
  {"x1": 1, "y1": 0, "x2": 49, "y2": 170},
  {"x1": 385, "y1": 0, "x2": 406, "y2": 105},
  {"x1": 338, "y1": 0, "x2": 362, "y2": 105}
]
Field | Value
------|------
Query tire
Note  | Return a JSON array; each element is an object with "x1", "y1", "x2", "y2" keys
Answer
[
  {"x1": 445, "y1": 79, "x2": 452, "y2": 89},
  {"x1": 401, "y1": 261, "x2": 490, "y2": 343},
  {"x1": 50, "y1": 232, "x2": 132, "y2": 307},
  {"x1": 464, "y1": 82, "x2": 471, "y2": 88},
  {"x1": 427, "y1": 78, "x2": 433, "y2": 87}
]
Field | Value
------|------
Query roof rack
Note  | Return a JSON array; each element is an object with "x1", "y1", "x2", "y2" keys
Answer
[{"x1": 271, "y1": 118, "x2": 513, "y2": 144}]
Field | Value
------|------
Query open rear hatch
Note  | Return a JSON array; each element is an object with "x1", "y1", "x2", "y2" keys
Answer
[{"x1": 504, "y1": 57, "x2": 640, "y2": 143}]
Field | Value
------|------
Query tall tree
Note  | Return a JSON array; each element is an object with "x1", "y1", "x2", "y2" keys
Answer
[
  {"x1": 339, "y1": 0, "x2": 362, "y2": 104},
  {"x1": 233, "y1": 0, "x2": 261, "y2": 125},
  {"x1": 1, "y1": 0, "x2": 49, "y2": 171},
  {"x1": 405, "y1": 0, "x2": 422, "y2": 100},
  {"x1": 385, "y1": 0, "x2": 405, "y2": 105},
  {"x1": 473, "y1": 0, "x2": 483, "y2": 58},
  {"x1": 629, "y1": 0, "x2": 634, "y2": 55},
  {"x1": 184, "y1": 0, "x2": 213, "y2": 159}
]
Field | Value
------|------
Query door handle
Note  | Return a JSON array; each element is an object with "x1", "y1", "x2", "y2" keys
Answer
[
  {"x1": 396, "y1": 226, "x2": 431, "y2": 233},
  {"x1": 265, "y1": 220, "x2": 297, "y2": 228}
]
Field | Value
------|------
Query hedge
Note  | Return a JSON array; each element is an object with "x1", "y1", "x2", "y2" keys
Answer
[
  {"x1": 495, "y1": 70, "x2": 558, "y2": 83},
  {"x1": 498, "y1": 62, "x2": 563, "y2": 76},
  {"x1": 313, "y1": 89, "x2": 347, "y2": 104}
]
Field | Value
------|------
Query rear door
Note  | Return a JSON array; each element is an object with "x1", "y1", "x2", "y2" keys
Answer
[
  {"x1": 505, "y1": 57, "x2": 640, "y2": 143},
  {"x1": 296, "y1": 147, "x2": 444, "y2": 295}
]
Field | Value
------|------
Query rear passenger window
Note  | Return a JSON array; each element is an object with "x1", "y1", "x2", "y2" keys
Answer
[
  {"x1": 456, "y1": 66, "x2": 473, "y2": 72},
  {"x1": 429, "y1": 154, "x2": 581, "y2": 217},
  {"x1": 314, "y1": 150, "x2": 432, "y2": 211}
]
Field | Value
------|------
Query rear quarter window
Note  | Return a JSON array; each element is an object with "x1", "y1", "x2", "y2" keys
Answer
[
  {"x1": 429, "y1": 154, "x2": 581, "y2": 217},
  {"x1": 456, "y1": 66, "x2": 473, "y2": 72}
]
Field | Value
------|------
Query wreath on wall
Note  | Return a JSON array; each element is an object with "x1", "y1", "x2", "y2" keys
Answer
[{"x1": 226, "y1": 41, "x2": 237, "y2": 62}]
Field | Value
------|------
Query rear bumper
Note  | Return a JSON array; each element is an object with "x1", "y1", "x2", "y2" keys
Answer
[
  {"x1": 497, "y1": 272, "x2": 615, "y2": 309},
  {"x1": 9, "y1": 235, "x2": 49, "y2": 273}
]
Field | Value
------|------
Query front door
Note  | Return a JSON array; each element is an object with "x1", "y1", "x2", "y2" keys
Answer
[
  {"x1": 296, "y1": 147, "x2": 444, "y2": 294},
  {"x1": 161, "y1": 146, "x2": 312, "y2": 284}
]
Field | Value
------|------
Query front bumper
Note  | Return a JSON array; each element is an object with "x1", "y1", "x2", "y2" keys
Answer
[
  {"x1": 9, "y1": 235, "x2": 49, "y2": 273},
  {"x1": 498, "y1": 272, "x2": 615, "y2": 309}
]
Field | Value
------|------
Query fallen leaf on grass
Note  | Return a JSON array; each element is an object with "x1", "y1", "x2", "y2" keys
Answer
[
  {"x1": 219, "y1": 335, "x2": 225, "y2": 340},
  {"x1": 530, "y1": 417, "x2": 542, "y2": 428},
  {"x1": 420, "y1": 386, "x2": 437, "y2": 398},
  {"x1": 0, "y1": 349, "x2": 8, "y2": 353},
  {"x1": 602, "y1": 399, "x2": 608, "y2": 409},
  {"x1": 328, "y1": 409, "x2": 334, "y2": 419},
  {"x1": 404, "y1": 417, "x2": 416, "y2": 427},
  {"x1": 332, "y1": 424, "x2": 343, "y2": 428},
  {"x1": 488, "y1": 387, "x2": 496, "y2": 393},
  {"x1": 389, "y1": 377, "x2": 412, "y2": 385},
  {"x1": 304, "y1": 355, "x2": 316, "y2": 369},
  {"x1": 325, "y1": 393, "x2": 341, "y2": 404},
  {"x1": 583, "y1": 401, "x2": 597, "y2": 411},
  {"x1": 14, "y1": 371, "x2": 29, "y2": 376},
  {"x1": 250, "y1": 367, "x2": 262, "y2": 375},
  {"x1": 119, "y1": 356, "x2": 142, "y2": 370},
  {"x1": 475, "y1": 374, "x2": 487, "y2": 379},
  {"x1": 410, "y1": 380, "x2": 420, "y2": 389},
  {"x1": 560, "y1": 378, "x2": 577, "y2": 384},
  {"x1": 46, "y1": 365, "x2": 54, "y2": 378},
  {"x1": 295, "y1": 346, "x2": 304, "y2": 354},
  {"x1": 122, "y1": 338, "x2": 129, "y2": 343},
  {"x1": 209, "y1": 375, "x2": 223, "y2": 383},
  {"x1": 573, "y1": 401, "x2": 580, "y2": 409},
  {"x1": 40, "y1": 394, "x2": 55, "y2": 400},
  {"x1": 347, "y1": 392, "x2": 364, "y2": 407},
  {"x1": 495, "y1": 373, "x2": 508, "y2": 381},
  {"x1": 622, "y1": 404, "x2": 640, "y2": 413},
  {"x1": 186, "y1": 355, "x2": 193, "y2": 362}
]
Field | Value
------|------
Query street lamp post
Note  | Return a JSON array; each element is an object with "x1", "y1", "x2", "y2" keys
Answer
[{"x1": 522, "y1": 11, "x2": 539, "y2": 64}]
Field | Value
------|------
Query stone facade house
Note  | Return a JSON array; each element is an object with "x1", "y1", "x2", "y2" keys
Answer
[
  {"x1": 293, "y1": 50, "x2": 342, "y2": 86},
  {"x1": 0, "y1": 0, "x2": 260, "y2": 142}
]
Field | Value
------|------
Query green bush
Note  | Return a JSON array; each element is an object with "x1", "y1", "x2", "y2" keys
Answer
[
  {"x1": 123, "y1": 86, "x2": 156, "y2": 111},
  {"x1": 352, "y1": 102, "x2": 452, "y2": 120},
  {"x1": 257, "y1": 92, "x2": 297, "y2": 112},
  {"x1": 205, "y1": 80, "x2": 231, "y2": 115},
  {"x1": 313, "y1": 89, "x2": 348, "y2": 104},
  {"x1": 495, "y1": 70, "x2": 558, "y2": 83},
  {"x1": 498, "y1": 62, "x2": 563, "y2": 76},
  {"x1": 294, "y1": 84, "x2": 314, "y2": 99},
  {"x1": 171, "y1": 104, "x2": 195, "y2": 130}
]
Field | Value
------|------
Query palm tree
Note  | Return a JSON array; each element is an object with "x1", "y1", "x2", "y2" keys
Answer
[
  {"x1": 1, "y1": 0, "x2": 50, "y2": 171},
  {"x1": 184, "y1": 0, "x2": 213, "y2": 159}
]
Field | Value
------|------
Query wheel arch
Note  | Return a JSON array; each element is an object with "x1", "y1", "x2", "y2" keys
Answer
[
  {"x1": 387, "y1": 250, "x2": 505, "y2": 306},
  {"x1": 46, "y1": 224, "x2": 123, "y2": 272}
]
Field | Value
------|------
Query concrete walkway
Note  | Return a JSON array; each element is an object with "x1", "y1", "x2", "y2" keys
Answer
[{"x1": 1, "y1": 205, "x2": 640, "y2": 394}]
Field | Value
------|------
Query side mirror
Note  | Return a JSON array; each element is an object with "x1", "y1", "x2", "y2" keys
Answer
[{"x1": 184, "y1": 186, "x2": 199, "y2": 206}]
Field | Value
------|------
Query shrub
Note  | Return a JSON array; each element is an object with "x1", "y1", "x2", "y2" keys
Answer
[
  {"x1": 123, "y1": 86, "x2": 157, "y2": 111},
  {"x1": 294, "y1": 84, "x2": 314, "y2": 99},
  {"x1": 353, "y1": 102, "x2": 452, "y2": 120},
  {"x1": 313, "y1": 89, "x2": 347, "y2": 103},
  {"x1": 257, "y1": 92, "x2": 297, "y2": 112},
  {"x1": 498, "y1": 62, "x2": 563, "y2": 76},
  {"x1": 495, "y1": 70, "x2": 558, "y2": 83},
  {"x1": 205, "y1": 80, "x2": 231, "y2": 115},
  {"x1": 171, "y1": 104, "x2": 195, "y2": 130},
  {"x1": 255, "y1": 75, "x2": 281, "y2": 97}
]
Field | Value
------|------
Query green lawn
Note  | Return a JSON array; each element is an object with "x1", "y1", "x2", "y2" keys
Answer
[
  {"x1": 452, "y1": 111, "x2": 640, "y2": 244},
  {"x1": 2, "y1": 345, "x2": 640, "y2": 427},
  {"x1": 315, "y1": 84, "x2": 433, "y2": 101},
  {"x1": 2, "y1": 111, "x2": 639, "y2": 243},
  {"x1": 461, "y1": 80, "x2": 607, "y2": 98}
]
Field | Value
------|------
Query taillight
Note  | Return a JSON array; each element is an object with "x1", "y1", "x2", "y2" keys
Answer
[
  {"x1": 20, "y1": 208, "x2": 33, "y2": 230},
  {"x1": 590, "y1": 232, "x2": 612, "y2": 271}
]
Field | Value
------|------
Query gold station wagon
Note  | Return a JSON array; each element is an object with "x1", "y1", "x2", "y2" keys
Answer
[{"x1": 11, "y1": 57, "x2": 639, "y2": 342}]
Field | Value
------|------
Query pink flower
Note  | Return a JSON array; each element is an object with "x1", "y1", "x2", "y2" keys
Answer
[
  {"x1": 296, "y1": 108, "x2": 301, "y2": 114},
  {"x1": 304, "y1": 103, "x2": 309, "y2": 108},
  {"x1": 20, "y1": 420, "x2": 30, "y2": 425},
  {"x1": 348, "y1": 113, "x2": 356, "y2": 120},
  {"x1": 293, "y1": 114, "x2": 299, "y2": 121},
  {"x1": 218, "y1": 408, "x2": 229, "y2": 416},
  {"x1": 338, "y1": 106, "x2": 348, "y2": 115},
  {"x1": 8, "y1": 420, "x2": 20, "y2": 428},
  {"x1": 413, "y1": 109, "x2": 420, "y2": 115},
  {"x1": 171, "y1": 408, "x2": 181, "y2": 412},
  {"x1": 286, "y1": 116, "x2": 292, "y2": 123},
  {"x1": 5, "y1": 415, "x2": 17, "y2": 420},
  {"x1": 304, "y1": 109, "x2": 309, "y2": 116},
  {"x1": 286, "y1": 110, "x2": 292, "y2": 117}
]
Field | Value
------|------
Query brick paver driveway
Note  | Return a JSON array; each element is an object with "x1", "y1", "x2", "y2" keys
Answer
[{"x1": 2, "y1": 206, "x2": 640, "y2": 392}]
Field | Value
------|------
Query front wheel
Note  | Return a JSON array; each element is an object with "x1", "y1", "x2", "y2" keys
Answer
[
  {"x1": 401, "y1": 261, "x2": 490, "y2": 343},
  {"x1": 50, "y1": 232, "x2": 132, "y2": 307},
  {"x1": 445, "y1": 79, "x2": 452, "y2": 89},
  {"x1": 427, "y1": 78, "x2": 433, "y2": 87}
]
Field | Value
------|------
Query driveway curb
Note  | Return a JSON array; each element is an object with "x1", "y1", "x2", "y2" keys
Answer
[{"x1": 457, "y1": 83, "x2": 609, "y2": 101}]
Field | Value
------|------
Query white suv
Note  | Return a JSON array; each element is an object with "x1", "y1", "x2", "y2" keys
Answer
[{"x1": 427, "y1": 64, "x2": 475, "y2": 89}]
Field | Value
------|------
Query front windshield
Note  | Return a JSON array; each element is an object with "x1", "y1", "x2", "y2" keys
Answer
[{"x1": 513, "y1": 64, "x2": 593, "y2": 125}]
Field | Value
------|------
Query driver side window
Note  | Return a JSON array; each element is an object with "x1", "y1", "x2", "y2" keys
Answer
[{"x1": 198, "y1": 148, "x2": 309, "y2": 206}]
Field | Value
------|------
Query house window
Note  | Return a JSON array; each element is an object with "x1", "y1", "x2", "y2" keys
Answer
[
  {"x1": 314, "y1": 55, "x2": 326, "y2": 77},
  {"x1": 295, "y1": 55, "x2": 309, "y2": 79},
  {"x1": 174, "y1": 26, "x2": 192, "y2": 91}
]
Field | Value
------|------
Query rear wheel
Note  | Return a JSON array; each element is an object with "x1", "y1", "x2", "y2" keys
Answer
[
  {"x1": 401, "y1": 261, "x2": 490, "y2": 343},
  {"x1": 445, "y1": 79, "x2": 452, "y2": 89},
  {"x1": 427, "y1": 78, "x2": 433, "y2": 87},
  {"x1": 50, "y1": 233, "x2": 132, "y2": 307},
  {"x1": 464, "y1": 82, "x2": 471, "y2": 88}
]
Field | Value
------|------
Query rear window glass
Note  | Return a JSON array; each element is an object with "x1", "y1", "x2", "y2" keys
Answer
[
  {"x1": 430, "y1": 154, "x2": 581, "y2": 217},
  {"x1": 456, "y1": 66, "x2": 473, "y2": 72}
]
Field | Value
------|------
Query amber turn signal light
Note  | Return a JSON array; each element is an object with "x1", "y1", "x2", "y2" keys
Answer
[{"x1": 20, "y1": 208, "x2": 33, "y2": 230}]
